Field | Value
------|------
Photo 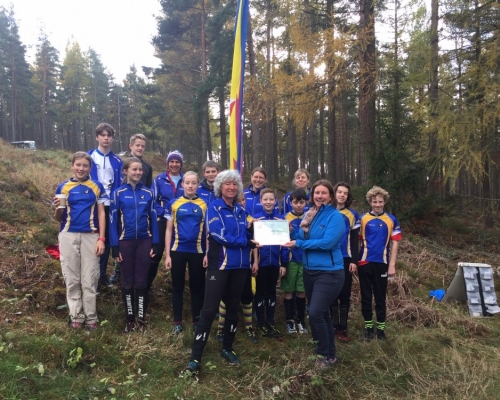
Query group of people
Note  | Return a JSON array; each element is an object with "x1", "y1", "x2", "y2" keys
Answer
[{"x1": 53, "y1": 122, "x2": 402, "y2": 377}]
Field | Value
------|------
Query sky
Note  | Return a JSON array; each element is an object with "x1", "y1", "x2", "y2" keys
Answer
[{"x1": 1, "y1": 0, "x2": 162, "y2": 82}]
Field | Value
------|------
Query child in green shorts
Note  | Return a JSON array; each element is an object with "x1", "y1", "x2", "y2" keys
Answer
[{"x1": 282, "y1": 188, "x2": 308, "y2": 334}]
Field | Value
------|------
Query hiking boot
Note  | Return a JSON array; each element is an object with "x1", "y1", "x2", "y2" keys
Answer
[
  {"x1": 246, "y1": 327, "x2": 258, "y2": 344},
  {"x1": 123, "y1": 320, "x2": 136, "y2": 334},
  {"x1": 215, "y1": 328, "x2": 224, "y2": 343},
  {"x1": 337, "y1": 329, "x2": 350, "y2": 343},
  {"x1": 362, "y1": 327, "x2": 375, "y2": 342},
  {"x1": 172, "y1": 324, "x2": 183, "y2": 336},
  {"x1": 180, "y1": 360, "x2": 200, "y2": 378},
  {"x1": 70, "y1": 321, "x2": 83, "y2": 329},
  {"x1": 221, "y1": 349, "x2": 241, "y2": 366},
  {"x1": 296, "y1": 321, "x2": 308, "y2": 334},
  {"x1": 86, "y1": 322, "x2": 98, "y2": 331},
  {"x1": 286, "y1": 320, "x2": 297, "y2": 334},
  {"x1": 376, "y1": 329, "x2": 387, "y2": 340}
]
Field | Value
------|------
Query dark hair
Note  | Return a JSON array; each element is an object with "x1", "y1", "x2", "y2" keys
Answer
[
  {"x1": 290, "y1": 188, "x2": 307, "y2": 202},
  {"x1": 122, "y1": 157, "x2": 142, "y2": 184},
  {"x1": 259, "y1": 187, "x2": 276, "y2": 200},
  {"x1": 202, "y1": 160, "x2": 220, "y2": 172},
  {"x1": 309, "y1": 179, "x2": 336, "y2": 207},
  {"x1": 95, "y1": 122, "x2": 116, "y2": 137},
  {"x1": 333, "y1": 182, "x2": 353, "y2": 208}
]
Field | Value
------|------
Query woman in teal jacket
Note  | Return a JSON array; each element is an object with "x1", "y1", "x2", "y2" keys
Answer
[{"x1": 284, "y1": 179, "x2": 345, "y2": 369}]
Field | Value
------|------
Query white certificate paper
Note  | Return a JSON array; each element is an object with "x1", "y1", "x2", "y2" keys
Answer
[{"x1": 253, "y1": 220, "x2": 290, "y2": 246}]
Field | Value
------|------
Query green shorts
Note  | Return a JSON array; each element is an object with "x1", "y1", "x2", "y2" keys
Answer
[{"x1": 280, "y1": 261, "x2": 305, "y2": 293}]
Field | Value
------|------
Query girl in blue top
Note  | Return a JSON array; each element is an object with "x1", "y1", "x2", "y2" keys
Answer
[
  {"x1": 282, "y1": 168, "x2": 311, "y2": 215},
  {"x1": 284, "y1": 179, "x2": 345, "y2": 369},
  {"x1": 54, "y1": 152, "x2": 108, "y2": 332},
  {"x1": 110, "y1": 158, "x2": 160, "y2": 333},
  {"x1": 164, "y1": 171, "x2": 208, "y2": 335},
  {"x1": 244, "y1": 167, "x2": 279, "y2": 216}
]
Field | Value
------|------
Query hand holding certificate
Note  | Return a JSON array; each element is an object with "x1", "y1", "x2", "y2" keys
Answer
[{"x1": 253, "y1": 220, "x2": 290, "y2": 246}]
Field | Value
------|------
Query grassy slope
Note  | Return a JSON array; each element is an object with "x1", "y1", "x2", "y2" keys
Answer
[{"x1": 1, "y1": 140, "x2": 500, "y2": 399}]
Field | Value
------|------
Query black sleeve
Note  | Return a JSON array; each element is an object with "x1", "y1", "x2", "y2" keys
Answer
[
  {"x1": 246, "y1": 239, "x2": 257, "y2": 249},
  {"x1": 111, "y1": 246, "x2": 120, "y2": 258},
  {"x1": 146, "y1": 162, "x2": 153, "y2": 188},
  {"x1": 350, "y1": 227, "x2": 359, "y2": 264},
  {"x1": 152, "y1": 243, "x2": 161, "y2": 256}
]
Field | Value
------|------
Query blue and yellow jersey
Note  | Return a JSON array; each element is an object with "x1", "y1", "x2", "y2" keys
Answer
[
  {"x1": 339, "y1": 207, "x2": 360, "y2": 259},
  {"x1": 284, "y1": 211, "x2": 305, "y2": 262},
  {"x1": 359, "y1": 212, "x2": 402, "y2": 265},
  {"x1": 55, "y1": 177, "x2": 108, "y2": 233},
  {"x1": 109, "y1": 182, "x2": 159, "y2": 247},
  {"x1": 165, "y1": 195, "x2": 207, "y2": 254}
]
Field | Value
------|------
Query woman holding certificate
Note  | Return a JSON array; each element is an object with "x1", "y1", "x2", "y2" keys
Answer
[
  {"x1": 283, "y1": 179, "x2": 345, "y2": 369},
  {"x1": 182, "y1": 170, "x2": 258, "y2": 377}
]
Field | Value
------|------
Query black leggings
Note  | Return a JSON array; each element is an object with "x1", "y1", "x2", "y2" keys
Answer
[
  {"x1": 191, "y1": 268, "x2": 249, "y2": 362},
  {"x1": 170, "y1": 251, "x2": 205, "y2": 324},
  {"x1": 119, "y1": 238, "x2": 151, "y2": 290},
  {"x1": 148, "y1": 219, "x2": 166, "y2": 289},
  {"x1": 254, "y1": 266, "x2": 280, "y2": 326}
]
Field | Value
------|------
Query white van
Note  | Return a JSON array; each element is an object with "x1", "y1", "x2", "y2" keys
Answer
[{"x1": 11, "y1": 141, "x2": 37, "y2": 150}]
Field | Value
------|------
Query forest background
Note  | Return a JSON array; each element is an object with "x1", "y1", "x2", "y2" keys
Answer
[{"x1": 1, "y1": 0, "x2": 500, "y2": 222}]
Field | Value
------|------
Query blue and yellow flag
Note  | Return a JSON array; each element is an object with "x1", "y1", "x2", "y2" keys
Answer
[{"x1": 229, "y1": 0, "x2": 249, "y2": 173}]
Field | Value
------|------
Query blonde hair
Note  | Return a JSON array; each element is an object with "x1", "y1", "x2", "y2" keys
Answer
[
  {"x1": 182, "y1": 171, "x2": 200, "y2": 184},
  {"x1": 129, "y1": 133, "x2": 147, "y2": 144},
  {"x1": 366, "y1": 186, "x2": 390, "y2": 203}
]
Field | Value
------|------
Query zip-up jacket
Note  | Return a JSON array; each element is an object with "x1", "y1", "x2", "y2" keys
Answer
[
  {"x1": 130, "y1": 155, "x2": 153, "y2": 188},
  {"x1": 339, "y1": 207, "x2": 361, "y2": 263},
  {"x1": 284, "y1": 210, "x2": 305, "y2": 262},
  {"x1": 109, "y1": 182, "x2": 160, "y2": 256},
  {"x1": 206, "y1": 197, "x2": 256, "y2": 270},
  {"x1": 87, "y1": 148, "x2": 123, "y2": 198},
  {"x1": 197, "y1": 179, "x2": 216, "y2": 204},
  {"x1": 253, "y1": 210, "x2": 290, "y2": 268},
  {"x1": 152, "y1": 171, "x2": 184, "y2": 219},
  {"x1": 290, "y1": 204, "x2": 344, "y2": 271},
  {"x1": 244, "y1": 185, "x2": 279, "y2": 217}
]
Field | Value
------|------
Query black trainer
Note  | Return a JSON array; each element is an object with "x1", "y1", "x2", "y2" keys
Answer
[
  {"x1": 376, "y1": 329, "x2": 387, "y2": 340},
  {"x1": 362, "y1": 327, "x2": 375, "y2": 342}
]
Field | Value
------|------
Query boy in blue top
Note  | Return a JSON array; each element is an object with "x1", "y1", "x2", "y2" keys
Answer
[
  {"x1": 87, "y1": 122, "x2": 123, "y2": 288},
  {"x1": 254, "y1": 188, "x2": 289, "y2": 338},
  {"x1": 197, "y1": 160, "x2": 219, "y2": 204},
  {"x1": 282, "y1": 188, "x2": 308, "y2": 335},
  {"x1": 358, "y1": 186, "x2": 401, "y2": 341}
]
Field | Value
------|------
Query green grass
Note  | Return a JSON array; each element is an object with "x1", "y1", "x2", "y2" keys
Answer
[{"x1": 2, "y1": 141, "x2": 500, "y2": 399}]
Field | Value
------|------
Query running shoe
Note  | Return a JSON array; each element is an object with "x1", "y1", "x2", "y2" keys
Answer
[
  {"x1": 337, "y1": 329, "x2": 350, "y2": 343},
  {"x1": 221, "y1": 349, "x2": 241, "y2": 366},
  {"x1": 215, "y1": 328, "x2": 224, "y2": 343},
  {"x1": 136, "y1": 319, "x2": 146, "y2": 332},
  {"x1": 123, "y1": 320, "x2": 136, "y2": 334},
  {"x1": 109, "y1": 269, "x2": 120, "y2": 284},
  {"x1": 257, "y1": 324, "x2": 269, "y2": 336},
  {"x1": 362, "y1": 327, "x2": 375, "y2": 342},
  {"x1": 246, "y1": 327, "x2": 258, "y2": 344},
  {"x1": 86, "y1": 323, "x2": 98, "y2": 331},
  {"x1": 180, "y1": 360, "x2": 200, "y2": 378},
  {"x1": 70, "y1": 321, "x2": 83, "y2": 329},
  {"x1": 286, "y1": 320, "x2": 297, "y2": 334},
  {"x1": 266, "y1": 324, "x2": 282, "y2": 338},
  {"x1": 296, "y1": 321, "x2": 308, "y2": 334},
  {"x1": 99, "y1": 275, "x2": 113, "y2": 288},
  {"x1": 376, "y1": 329, "x2": 387, "y2": 340},
  {"x1": 315, "y1": 356, "x2": 330, "y2": 370},
  {"x1": 327, "y1": 357, "x2": 337, "y2": 365},
  {"x1": 172, "y1": 324, "x2": 183, "y2": 336}
]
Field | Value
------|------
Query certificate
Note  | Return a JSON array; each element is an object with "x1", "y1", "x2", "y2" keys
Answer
[{"x1": 253, "y1": 220, "x2": 290, "y2": 246}]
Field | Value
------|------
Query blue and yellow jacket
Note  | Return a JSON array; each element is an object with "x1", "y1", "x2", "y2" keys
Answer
[
  {"x1": 339, "y1": 207, "x2": 360, "y2": 262},
  {"x1": 359, "y1": 211, "x2": 401, "y2": 265},
  {"x1": 152, "y1": 171, "x2": 184, "y2": 220},
  {"x1": 282, "y1": 189, "x2": 310, "y2": 215},
  {"x1": 284, "y1": 211, "x2": 305, "y2": 263},
  {"x1": 206, "y1": 197, "x2": 256, "y2": 270},
  {"x1": 165, "y1": 195, "x2": 207, "y2": 254},
  {"x1": 197, "y1": 179, "x2": 216, "y2": 205},
  {"x1": 253, "y1": 210, "x2": 290, "y2": 268},
  {"x1": 290, "y1": 204, "x2": 344, "y2": 271},
  {"x1": 55, "y1": 177, "x2": 108, "y2": 233},
  {"x1": 109, "y1": 182, "x2": 160, "y2": 249}
]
